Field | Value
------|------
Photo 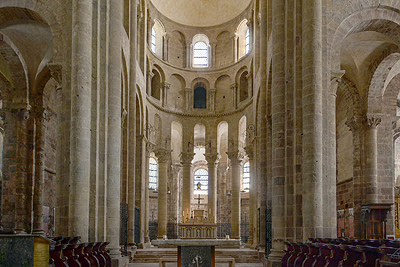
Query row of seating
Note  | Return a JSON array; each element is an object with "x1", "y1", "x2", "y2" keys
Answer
[
  {"x1": 282, "y1": 239, "x2": 400, "y2": 267},
  {"x1": 49, "y1": 236, "x2": 111, "y2": 267}
]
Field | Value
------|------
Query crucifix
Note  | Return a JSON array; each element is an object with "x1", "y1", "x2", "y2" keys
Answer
[{"x1": 196, "y1": 193, "x2": 204, "y2": 209}]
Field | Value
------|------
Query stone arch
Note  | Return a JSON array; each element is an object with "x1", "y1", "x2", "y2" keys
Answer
[
  {"x1": 151, "y1": 18, "x2": 165, "y2": 58},
  {"x1": 236, "y1": 18, "x2": 249, "y2": 59},
  {"x1": 215, "y1": 75, "x2": 232, "y2": 113},
  {"x1": 150, "y1": 65, "x2": 164, "y2": 101},
  {"x1": 368, "y1": 53, "x2": 400, "y2": 113},
  {"x1": 236, "y1": 66, "x2": 250, "y2": 103},
  {"x1": 169, "y1": 73, "x2": 186, "y2": 111},
  {"x1": 169, "y1": 30, "x2": 186, "y2": 68},
  {"x1": 330, "y1": 7, "x2": 400, "y2": 72},
  {"x1": 215, "y1": 31, "x2": 232, "y2": 67}
]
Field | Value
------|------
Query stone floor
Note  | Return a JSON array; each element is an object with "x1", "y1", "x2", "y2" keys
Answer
[{"x1": 129, "y1": 263, "x2": 264, "y2": 267}]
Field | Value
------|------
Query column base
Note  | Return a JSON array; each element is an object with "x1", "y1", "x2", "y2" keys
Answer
[
  {"x1": 14, "y1": 229, "x2": 26, "y2": 234},
  {"x1": 32, "y1": 229, "x2": 45, "y2": 235},
  {"x1": 138, "y1": 242, "x2": 151, "y2": 249},
  {"x1": 266, "y1": 249, "x2": 284, "y2": 266},
  {"x1": 111, "y1": 256, "x2": 129, "y2": 267},
  {"x1": 251, "y1": 243, "x2": 259, "y2": 250}
]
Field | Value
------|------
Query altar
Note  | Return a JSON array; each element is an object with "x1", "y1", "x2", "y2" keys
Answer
[{"x1": 152, "y1": 209, "x2": 240, "y2": 267}]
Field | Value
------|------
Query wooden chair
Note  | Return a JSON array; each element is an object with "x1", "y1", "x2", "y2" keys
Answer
[{"x1": 376, "y1": 260, "x2": 400, "y2": 267}]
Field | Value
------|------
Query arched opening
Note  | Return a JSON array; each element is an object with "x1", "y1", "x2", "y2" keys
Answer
[
  {"x1": 192, "y1": 34, "x2": 209, "y2": 68},
  {"x1": 194, "y1": 86, "x2": 207, "y2": 109},
  {"x1": 151, "y1": 70, "x2": 161, "y2": 100}
]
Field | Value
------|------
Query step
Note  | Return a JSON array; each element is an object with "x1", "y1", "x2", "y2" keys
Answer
[{"x1": 131, "y1": 248, "x2": 260, "y2": 263}]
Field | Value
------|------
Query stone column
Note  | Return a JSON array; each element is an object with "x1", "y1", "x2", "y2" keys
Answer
[
  {"x1": 258, "y1": 0, "x2": 268, "y2": 250},
  {"x1": 144, "y1": 141, "x2": 155, "y2": 243},
  {"x1": 205, "y1": 153, "x2": 220, "y2": 223},
  {"x1": 32, "y1": 107, "x2": 47, "y2": 235},
  {"x1": 232, "y1": 34, "x2": 238, "y2": 62},
  {"x1": 230, "y1": 83, "x2": 237, "y2": 109},
  {"x1": 163, "y1": 33, "x2": 169, "y2": 61},
  {"x1": 227, "y1": 151, "x2": 243, "y2": 239},
  {"x1": 106, "y1": 0, "x2": 123, "y2": 258},
  {"x1": 186, "y1": 42, "x2": 191, "y2": 68},
  {"x1": 147, "y1": 71, "x2": 154, "y2": 96},
  {"x1": 185, "y1": 88, "x2": 193, "y2": 112},
  {"x1": 162, "y1": 82, "x2": 170, "y2": 107},
  {"x1": 208, "y1": 88, "x2": 216, "y2": 112},
  {"x1": 210, "y1": 42, "x2": 216, "y2": 67},
  {"x1": 324, "y1": 71, "x2": 344, "y2": 237},
  {"x1": 69, "y1": 0, "x2": 92, "y2": 241},
  {"x1": 128, "y1": 0, "x2": 138, "y2": 246},
  {"x1": 302, "y1": 0, "x2": 324, "y2": 239},
  {"x1": 269, "y1": 0, "x2": 286, "y2": 261},
  {"x1": 245, "y1": 144, "x2": 257, "y2": 248},
  {"x1": 180, "y1": 152, "x2": 195, "y2": 221},
  {"x1": 364, "y1": 116, "x2": 381, "y2": 204},
  {"x1": 155, "y1": 149, "x2": 171, "y2": 239},
  {"x1": 48, "y1": 63, "x2": 66, "y2": 236},
  {"x1": 12, "y1": 108, "x2": 30, "y2": 234}
]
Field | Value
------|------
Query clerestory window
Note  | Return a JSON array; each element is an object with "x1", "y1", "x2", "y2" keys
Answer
[
  {"x1": 151, "y1": 27, "x2": 156, "y2": 53},
  {"x1": 243, "y1": 161, "x2": 250, "y2": 191},
  {"x1": 149, "y1": 157, "x2": 158, "y2": 190},
  {"x1": 193, "y1": 41, "x2": 208, "y2": 67}
]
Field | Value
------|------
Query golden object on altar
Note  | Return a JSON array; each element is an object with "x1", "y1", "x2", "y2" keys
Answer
[{"x1": 179, "y1": 209, "x2": 217, "y2": 239}]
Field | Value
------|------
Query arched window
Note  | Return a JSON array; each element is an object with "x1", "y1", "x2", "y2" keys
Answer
[
  {"x1": 193, "y1": 42, "x2": 208, "y2": 67},
  {"x1": 236, "y1": 19, "x2": 250, "y2": 60},
  {"x1": 151, "y1": 27, "x2": 156, "y2": 53},
  {"x1": 245, "y1": 28, "x2": 250, "y2": 54},
  {"x1": 192, "y1": 34, "x2": 209, "y2": 68},
  {"x1": 194, "y1": 168, "x2": 208, "y2": 194},
  {"x1": 239, "y1": 71, "x2": 249, "y2": 102},
  {"x1": 149, "y1": 157, "x2": 158, "y2": 190},
  {"x1": 150, "y1": 19, "x2": 165, "y2": 58},
  {"x1": 194, "y1": 86, "x2": 207, "y2": 109},
  {"x1": 243, "y1": 162, "x2": 250, "y2": 191},
  {"x1": 151, "y1": 70, "x2": 161, "y2": 100}
]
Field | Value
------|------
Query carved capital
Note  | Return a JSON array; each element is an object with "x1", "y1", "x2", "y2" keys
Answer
[
  {"x1": 146, "y1": 141, "x2": 155, "y2": 156},
  {"x1": 163, "y1": 82, "x2": 170, "y2": 90},
  {"x1": 364, "y1": 115, "x2": 382, "y2": 130},
  {"x1": 204, "y1": 152, "x2": 220, "y2": 166},
  {"x1": 331, "y1": 70, "x2": 345, "y2": 95},
  {"x1": 180, "y1": 152, "x2": 195, "y2": 165},
  {"x1": 154, "y1": 148, "x2": 171, "y2": 163},
  {"x1": 230, "y1": 83, "x2": 238, "y2": 90},
  {"x1": 47, "y1": 63, "x2": 62, "y2": 88},
  {"x1": 245, "y1": 145, "x2": 254, "y2": 160},
  {"x1": 226, "y1": 151, "x2": 244, "y2": 165},
  {"x1": 331, "y1": 70, "x2": 345, "y2": 84},
  {"x1": 345, "y1": 117, "x2": 360, "y2": 132}
]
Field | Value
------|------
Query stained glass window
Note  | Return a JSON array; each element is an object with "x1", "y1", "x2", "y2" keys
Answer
[{"x1": 194, "y1": 168, "x2": 208, "y2": 194}]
